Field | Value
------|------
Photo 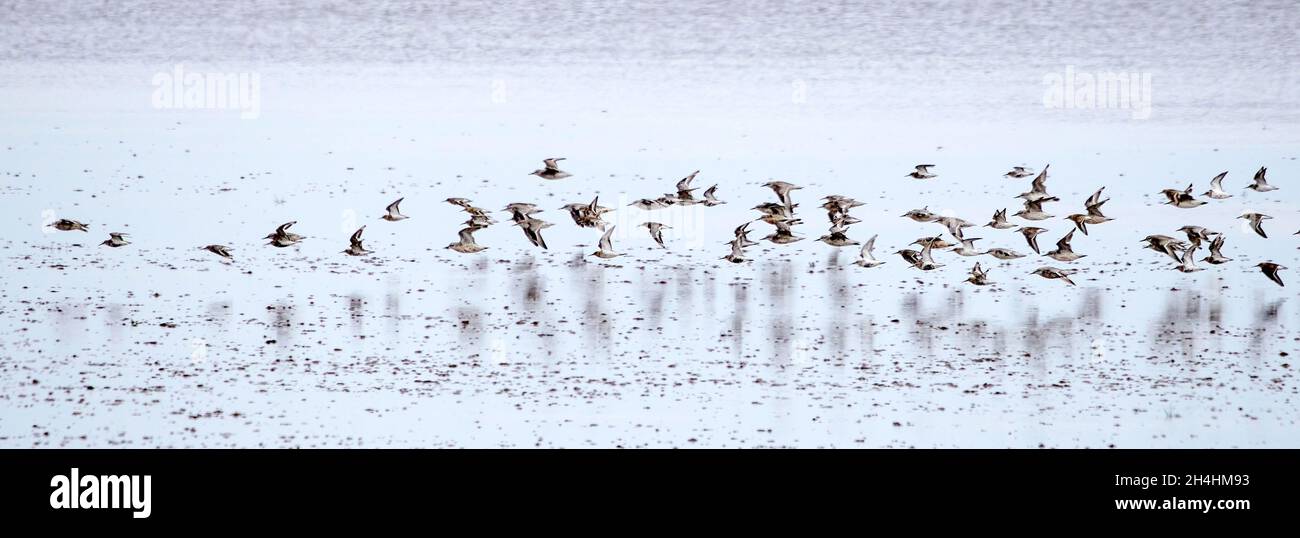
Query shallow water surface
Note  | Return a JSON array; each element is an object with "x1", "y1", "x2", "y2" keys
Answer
[{"x1": 0, "y1": 1, "x2": 1297, "y2": 447}]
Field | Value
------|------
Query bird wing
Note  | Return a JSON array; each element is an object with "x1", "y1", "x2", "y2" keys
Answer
[
  {"x1": 944, "y1": 218, "x2": 964, "y2": 238},
  {"x1": 1209, "y1": 235, "x2": 1225, "y2": 254},
  {"x1": 1085, "y1": 187, "x2": 1105, "y2": 207},
  {"x1": 774, "y1": 218, "x2": 795, "y2": 234},
  {"x1": 920, "y1": 239, "x2": 936, "y2": 265},
  {"x1": 729, "y1": 241, "x2": 746, "y2": 258},
  {"x1": 386, "y1": 198, "x2": 403, "y2": 214},
  {"x1": 458, "y1": 225, "x2": 481, "y2": 244},
  {"x1": 676, "y1": 171, "x2": 699, "y2": 192},
  {"x1": 1056, "y1": 229, "x2": 1075, "y2": 251},
  {"x1": 1085, "y1": 197, "x2": 1109, "y2": 217},
  {"x1": 1265, "y1": 266, "x2": 1285, "y2": 286},
  {"x1": 598, "y1": 225, "x2": 616, "y2": 251},
  {"x1": 1031, "y1": 166, "x2": 1049, "y2": 193},
  {"x1": 1251, "y1": 217, "x2": 1267, "y2": 238},
  {"x1": 1181, "y1": 242, "x2": 1198, "y2": 265},
  {"x1": 1025, "y1": 231, "x2": 1041, "y2": 253},
  {"x1": 350, "y1": 226, "x2": 365, "y2": 245},
  {"x1": 1209, "y1": 171, "x2": 1227, "y2": 190}
]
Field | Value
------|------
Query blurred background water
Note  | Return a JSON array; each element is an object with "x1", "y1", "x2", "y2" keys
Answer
[{"x1": 0, "y1": 0, "x2": 1297, "y2": 447}]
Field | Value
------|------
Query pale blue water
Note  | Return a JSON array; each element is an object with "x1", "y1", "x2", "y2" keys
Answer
[{"x1": 0, "y1": 1, "x2": 1297, "y2": 447}]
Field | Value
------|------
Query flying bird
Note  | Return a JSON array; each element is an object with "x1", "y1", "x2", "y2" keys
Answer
[
  {"x1": 447, "y1": 225, "x2": 488, "y2": 253},
  {"x1": 895, "y1": 248, "x2": 922, "y2": 267},
  {"x1": 761, "y1": 181, "x2": 802, "y2": 208},
  {"x1": 906, "y1": 164, "x2": 937, "y2": 179},
  {"x1": 201, "y1": 244, "x2": 233, "y2": 260},
  {"x1": 629, "y1": 198, "x2": 672, "y2": 211},
  {"x1": 382, "y1": 198, "x2": 408, "y2": 221},
  {"x1": 1161, "y1": 184, "x2": 1207, "y2": 208},
  {"x1": 987, "y1": 248, "x2": 1026, "y2": 260},
  {"x1": 100, "y1": 232, "x2": 130, "y2": 247},
  {"x1": 985, "y1": 209, "x2": 1016, "y2": 229},
  {"x1": 1255, "y1": 262, "x2": 1286, "y2": 287},
  {"x1": 1176, "y1": 225, "x2": 1218, "y2": 243},
  {"x1": 912, "y1": 236, "x2": 955, "y2": 249},
  {"x1": 1202, "y1": 172, "x2": 1232, "y2": 199},
  {"x1": 951, "y1": 236, "x2": 986, "y2": 257},
  {"x1": 1018, "y1": 226, "x2": 1048, "y2": 254},
  {"x1": 264, "y1": 221, "x2": 304, "y2": 247},
  {"x1": 1013, "y1": 197, "x2": 1055, "y2": 221},
  {"x1": 854, "y1": 235, "x2": 885, "y2": 268},
  {"x1": 763, "y1": 218, "x2": 805, "y2": 244},
  {"x1": 343, "y1": 226, "x2": 372, "y2": 256},
  {"x1": 1066, "y1": 187, "x2": 1113, "y2": 234},
  {"x1": 1201, "y1": 235, "x2": 1232, "y2": 265},
  {"x1": 1173, "y1": 239, "x2": 1203, "y2": 273},
  {"x1": 1044, "y1": 229, "x2": 1085, "y2": 262},
  {"x1": 722, "y1": 240, "x2": 749, "y2": 264},
  {"x1": 590, "y1": 225, "x2": 623, "y2": 259},
  {"x1": 817, "y1": 229, "x2": 860, "y2": 247},
  {"x1": 1016, "y1": 165, "x2": 1052, "y2": 201},
  {"x1": 1238, "y1": 212, "x2": 1271, "y2": 238},
  {"x1": 935, "y1": 216, "x2": 975, "y2": 239},
  {"x1": 48, "y1": 219, "x2": 89, "y2": 232},
  {"x1": 1246, "y1": 166, "x2": 1277, "y2": 192},
  {"x1": 901, "y1": 207, "x2": 940, "y2": 223},
  {"x1": 1031, "y1": 266, "x2": 1078, "y2": 286},
  {"x1": 516, "y1": 218, "x2": 553, "y2": 249},
  {"x1": 1004, "y1": 166, "x2": 1034, "y2": 179},
  {"x1": 732, "y1": 222, "x2": 760, "y2": 248},
  {"x1": 915, "y1": 239, "x2": 944, "y2": 270},
  {"x1": 965, "y1": 262, "x2": 992, "y2": 285},
  {"x1": 1140, "y1": 235, "x2": 1188, "y2": 262},
  {"x1": 504, "y1": 202, "x2": 543, "y2": 223},
  {"x1": 641, "y1": 222, "x2": 670, "y2": 248},
  {"x1": 673, "y1": 171, "x2": 700, "y2": 204},
  {"x1": 529, "y1": 158, "x2": 572, "y2": 180}
]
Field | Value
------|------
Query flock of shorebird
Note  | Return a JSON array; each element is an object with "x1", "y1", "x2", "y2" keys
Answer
[{"x1": 45, "y1": 158, "x2": 1293, "y2": 287}]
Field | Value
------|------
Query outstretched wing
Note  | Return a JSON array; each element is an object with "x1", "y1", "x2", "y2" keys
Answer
[
  {"x1": 676, "y1": 170, "x2": 699, "y2": 192},
  {"x1": 1209, "y1": 171, "x2": 1227, "y2": 190},
  {"x1": 1031, "y1": 165, "x2": 1050, "y2": 193},
  {"x1": 863, "y1": 234, "x2": 877, "y2": 257},
  {"x1": 1055, "y1": 229, "x2": 1075, "y2": 251},
  {"x1": 598, "y1": 225, "x2": 616, "y2": 251},
  {"x1": 458, "y1": 225, "x2": 482, "y2": 244}
]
